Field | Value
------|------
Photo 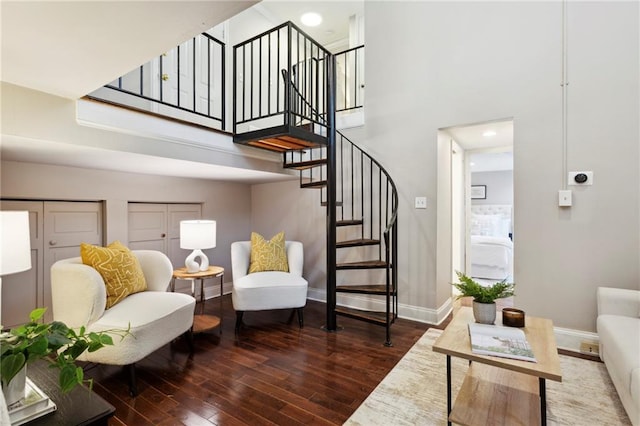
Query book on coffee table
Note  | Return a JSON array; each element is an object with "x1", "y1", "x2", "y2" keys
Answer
[{"x1": 468, "y1": 323, "x2": 537, "y2": 362}]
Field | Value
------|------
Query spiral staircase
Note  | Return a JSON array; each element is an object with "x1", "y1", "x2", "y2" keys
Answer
[{"x1": 233, "y1": 22, "x2": 398, "y2": 346}]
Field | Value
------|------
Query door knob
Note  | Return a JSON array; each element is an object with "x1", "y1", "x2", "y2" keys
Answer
[{"x1": 49, "y1": 240, "x2": 57, "y2": 246}]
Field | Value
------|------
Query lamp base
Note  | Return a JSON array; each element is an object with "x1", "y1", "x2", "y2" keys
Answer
[{"x1": 185, "y1": 249, "x2": 209, "y2": 273}]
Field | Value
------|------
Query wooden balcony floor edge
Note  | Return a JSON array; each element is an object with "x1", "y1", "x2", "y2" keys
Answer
[{"x1": 84, "y1": 295, "x2": 434, "y2": 426}]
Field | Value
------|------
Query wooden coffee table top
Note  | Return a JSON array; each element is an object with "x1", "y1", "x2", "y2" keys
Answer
[{"x1": 433, "y1": 307, "x2": 562, "y2": 382}]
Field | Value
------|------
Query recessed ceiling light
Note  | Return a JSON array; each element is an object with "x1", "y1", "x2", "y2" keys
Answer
[
  {"x1": 482, "y1": 130, "x2": 497, "y2": 137},
  {"x1": 470, "y1": 162, "x2": 476, "y2": 166},
  {"x1": 301, "y1": 12, "x2": 322, "y2": 27}
]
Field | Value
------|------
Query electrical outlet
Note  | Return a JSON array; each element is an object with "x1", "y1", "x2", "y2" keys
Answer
[
  {"x1": 415, "y1": 197, "x2": 427, "y2": 209},
  {"x1": 579, "y1": 341, "x2": 599, "y2": 356}
]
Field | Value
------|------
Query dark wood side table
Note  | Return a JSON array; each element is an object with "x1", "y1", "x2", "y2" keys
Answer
[
  {"x1": 171, "y1": 266, "x2": 224, "y2": 334},
  {"x1": 23, "y1": 360, "x2": 115, "y2": 425}
]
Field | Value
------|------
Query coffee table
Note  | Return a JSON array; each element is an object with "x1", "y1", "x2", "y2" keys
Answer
[{"x1": 432, "y1": 307, "x2": 562, "y2": 426}]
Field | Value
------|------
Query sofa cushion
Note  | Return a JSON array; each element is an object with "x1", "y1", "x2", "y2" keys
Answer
[
  {"x1": 598, "y1": 314, "x2": 640, "y2": 397},
  {"x1": 233, "y1": 271, "x2": 307, "y2": 311},
  {"x1": 81, "y1": 241, "x2": 147, "y2": 309},
  {"x1": 249, "y1": 231, "x2": 289, "y2": 273},
  {"x1": 78, "y1": 291, "x2": 195, "y2": 365},
  {"x1": 632, "y1": 368, "x2": 640, "y2": 414}
]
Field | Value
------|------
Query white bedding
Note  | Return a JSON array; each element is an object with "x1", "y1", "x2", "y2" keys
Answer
[
  {"x1": 469, "y1": 205, "x2": 513, "y2": 280},
  {"x1": 470, "y1": 236, "x2": 513, "y2": 280}
]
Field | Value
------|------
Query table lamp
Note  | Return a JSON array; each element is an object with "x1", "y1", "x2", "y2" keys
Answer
[
  {"x1": 0, "y1": 211, "x2": 32, "y2": 324},
  {"x1": 180, "y1": 220, "x2": 216, "y2": 273}
]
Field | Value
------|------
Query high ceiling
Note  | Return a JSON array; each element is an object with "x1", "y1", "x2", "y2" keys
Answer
[
  {"x1": 1, "y1": 1, "x2": 506, "y2": 181},
  {"x1": 0, "y1": 1, "x2": 257, "y2": 100},
  {"x1": 257, "y1": 0, "x2": 363, "y2": 49}
]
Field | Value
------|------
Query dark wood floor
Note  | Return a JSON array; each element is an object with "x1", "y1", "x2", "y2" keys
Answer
[{"x1": 84, "y1": 295, "x2": 433, "y2": 425}]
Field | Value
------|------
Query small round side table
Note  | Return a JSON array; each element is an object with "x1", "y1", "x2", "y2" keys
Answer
[{"x1": 171, "y1": 266, "x2": 224, "y2": 334}]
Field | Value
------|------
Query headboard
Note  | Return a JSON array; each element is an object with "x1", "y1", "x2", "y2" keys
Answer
[{"x1": 470, "y1": 204, "x2": 513, "y2": 237}]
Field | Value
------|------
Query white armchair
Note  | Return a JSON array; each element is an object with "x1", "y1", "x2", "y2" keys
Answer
[
  {"x1": 50, "y1": 250, "x2": 195, "y2": 396},
  {"x1": 231, "y1": 241, "x2": 308, "y2": 332}
]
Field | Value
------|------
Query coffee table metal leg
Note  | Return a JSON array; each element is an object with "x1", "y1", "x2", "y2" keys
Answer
[
  {"x1": 447, "y1": 355, "x2": 452, "y2": 426},
  {"x1": 540, "y1": 377, "x2": 546, "y2": 425}
]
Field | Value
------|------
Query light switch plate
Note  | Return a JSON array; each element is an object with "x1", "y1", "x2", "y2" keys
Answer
[
  {"x1": 559, "y1": 190, "x2": 572, "y2": 207},
  {"x1": 415, "y1": 197, "x2": 427, "y2": 209}
]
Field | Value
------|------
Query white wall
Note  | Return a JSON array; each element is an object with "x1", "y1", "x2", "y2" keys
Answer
[
  {"x1": 471, "y1": 170, "x2": 513, "y2": 205},
  {"x1": 0, "y1": 161, "x2": 252, "y2": 277},
  {"x1": 362, "y1": 1, "x2": 639, "y2": 333},
  {"x1": 251, "y1": 2, "x2": 639, "y2": 334}
]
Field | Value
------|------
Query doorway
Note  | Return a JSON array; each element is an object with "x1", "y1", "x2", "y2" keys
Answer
[{"x1": 441, "y1": 119, "x2": 514, "y2": 292}]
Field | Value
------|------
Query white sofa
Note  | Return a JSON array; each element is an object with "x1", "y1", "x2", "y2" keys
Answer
[
  {"x1": 597, "y1": 287, "x2": 640, "y2": 426},
  {"x1": 51, "y1": 250, "x2": 195, "y2": 395}
]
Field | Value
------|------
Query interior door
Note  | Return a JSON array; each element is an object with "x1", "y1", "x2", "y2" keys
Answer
[
  {"x1": 0, "y1": 201, "x2": 43, "y2": 328},
  {"x1": 167, "y1": 204, "x2": 202, "y2": 269},
  {"x1": 44, "y1": 201, "x2": 103, "y2": 321},
  {"x1": 128, "y1": 202, "x2": 202, "y2": 266},
  {"x1": 128, "y1": 203, "x2": 168, "y2": 252},
  {"x1": 128, "y1": 203, "x2": 201, "y2": 295}
]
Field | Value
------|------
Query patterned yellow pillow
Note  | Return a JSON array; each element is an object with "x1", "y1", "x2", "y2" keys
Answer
[
  {"x1": 249, "y1": 231, "x2": 289, "y2": 273},
  {"x1": 80, "y1": 241, "x2": 147, "y2": 309}
]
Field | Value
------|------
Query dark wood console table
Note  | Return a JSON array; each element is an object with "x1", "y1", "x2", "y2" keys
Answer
[{"x1": 20, "y1": 361, "x2": 115, "y2": 425}]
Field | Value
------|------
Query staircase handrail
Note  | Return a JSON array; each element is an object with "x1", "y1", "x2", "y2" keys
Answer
[{"x1": 283, "y1": 67, "x2": 399, "y2": 240}]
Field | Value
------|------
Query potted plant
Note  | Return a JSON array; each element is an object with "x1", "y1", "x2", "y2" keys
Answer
[
  {"x1": 1, "y1": 308, "x2": 128, "y2": 407},
  {"x1": 452, "y1": 271, "x2": 515, "y2": 324}
]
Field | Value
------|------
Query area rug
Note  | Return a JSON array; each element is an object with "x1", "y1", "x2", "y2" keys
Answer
[{"x1": 345, "y1": 329, "x2": 631, "y2": 425}]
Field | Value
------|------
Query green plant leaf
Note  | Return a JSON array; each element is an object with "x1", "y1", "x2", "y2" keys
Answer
[
  {"x1": 29, "y1": 308, "x2": 46, "y2": 322},
  {"x1": 26, "y1": 335, "x2": 49, "y2": 358},
  {"x1": 59, "y1": 363, "x2": 80, "y2": 393},
  {"x1": 1, "y1": 353, "x2": 26, "y2": 386},
  {"x1": 65, "y1": 340, "x2": 89, "y2": 360}
]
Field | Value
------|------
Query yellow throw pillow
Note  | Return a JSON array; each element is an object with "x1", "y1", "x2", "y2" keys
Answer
[
  {"x1": 249, "y1": 231, "x2": 289, "y2": 273},
  {"x1": 80, "y1": 241, "x2": 147, "y2": 309}
]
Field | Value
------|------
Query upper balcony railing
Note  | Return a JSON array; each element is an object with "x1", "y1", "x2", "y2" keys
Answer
[
  {"x1": 232, "y1": 22, "x2": 333, "y2": 145},
  {"x1": 89, "y1": 32, "x2": 225, "y2": 131},
  {"x1": 335, "y1": 45, "x2": 364, "y2": 113},
  {"x1": 89, "y1": 23, "x2": 364, "y2": 136}
]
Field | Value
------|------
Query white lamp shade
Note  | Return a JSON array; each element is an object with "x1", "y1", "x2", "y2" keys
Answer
[
  {"x1": 180, "y1": 220, "x2": 216, "y2": 249},
  {"x1": 0, "y1": 211, "x2": 32, "y2": 276}
]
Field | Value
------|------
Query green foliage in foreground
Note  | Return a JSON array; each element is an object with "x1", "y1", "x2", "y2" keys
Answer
[{"x1": 1, "y1": 308, "x2": 130, "y2": 393}]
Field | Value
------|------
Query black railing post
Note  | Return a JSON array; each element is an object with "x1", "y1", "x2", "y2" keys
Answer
[
  {"x1": 325, "y1": 53, "x2": 338, "y2": 332},
  {"x1": 285, "y1": 23, "x2": 292, "y2": 128}
]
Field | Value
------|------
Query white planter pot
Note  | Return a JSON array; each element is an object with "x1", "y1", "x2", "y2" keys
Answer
[
  {"x1": 2, "y1": 365, "x2": 26, "y2": 407},
  {"x1": 472, "y1": 301, "x2": 497, "y2": 324}
]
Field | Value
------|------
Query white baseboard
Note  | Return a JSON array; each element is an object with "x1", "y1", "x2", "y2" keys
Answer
[
  {"x1": 554, "y1": 326, "x2": 599, "y2": 354},
  {"x1": 307, "y1": 287, "x2": 451, "y2": 325},
  {"x1": 309, "y1": 287, "x2": 597, "y2": 353}
]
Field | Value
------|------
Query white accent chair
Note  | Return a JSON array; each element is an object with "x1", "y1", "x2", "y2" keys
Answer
[
  {"x1": 50, "y1": 250, "x2": 195, "y2": 396},
  {"x1": 231, "y1": 241, "x2": 308, "y2": 332}
]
